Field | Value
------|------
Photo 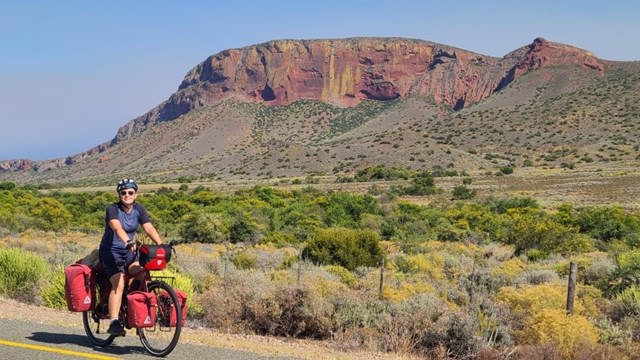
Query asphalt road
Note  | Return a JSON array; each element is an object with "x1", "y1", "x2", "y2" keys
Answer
[{"x1": 0, "y1": 318, "x2": 294, "y2": 360}]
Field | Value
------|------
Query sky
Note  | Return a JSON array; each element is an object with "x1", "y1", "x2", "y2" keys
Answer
[{"x1": 1, "y1": 0, "x2": 638, "y2": 161}]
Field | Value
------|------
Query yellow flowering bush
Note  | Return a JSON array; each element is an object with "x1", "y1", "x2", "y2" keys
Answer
[{"x1": 520, "y1": 308, "x2": 598, "y2": 359}]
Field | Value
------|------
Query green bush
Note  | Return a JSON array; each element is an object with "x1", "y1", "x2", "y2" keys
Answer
[
  {"x1": 0, "y1": 181, "x2": 16, "y2": 190},
  {"x1": 575, "y1": 206, "x2": 640, "y2": 246},
  {"x1": 179, "y1": 211, "x2": 228, "y2": 243},
  {"x1": 40, "y1": 265, "x2": 67, "y2": 309},
  {"x1": 30, "y1": 197, "x2": 73, "y2": 232},
  {"x1": 232, "y1": 252, "x2": 257, "y2": 270},
  {"x1": 616, "y1": 285, "x2": 640, "y2": 317},
  {"x1": 302, "y1": 228, "x2": 384, "y2": 271},
  {"x1": 325, "y1": 265, "x2": 356, "y2": 287},
  {"x1": 452, "y1": 185, "x2": 476, "y2": 200},
  {"x1": 0, "y1": 248, "x2": 50, "y2": 303},
  {"x1": 499, "y1": 166, "x2": 514, "y2": 175}
]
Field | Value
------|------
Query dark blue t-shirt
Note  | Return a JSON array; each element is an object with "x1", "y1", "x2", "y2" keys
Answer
[{"x1": 99, "y1": 203, "x2": 151, "y2": 251}]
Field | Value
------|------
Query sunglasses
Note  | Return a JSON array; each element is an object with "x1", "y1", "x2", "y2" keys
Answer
[{"x1": 119, "y1": 190, "x2": 136, "y2": 196}]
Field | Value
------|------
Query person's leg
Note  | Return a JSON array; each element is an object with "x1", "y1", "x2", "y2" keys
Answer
[
  {"x1": 103, "y1": 252, "x2": 128, "y2": 335},
  {"x1": 108, "y1": 272, "x2": 125, "y2": 319},
  {"x1": 106, "y1": 271, "x2": 126, "y2": 334},
  {"x1": 127, "y1": 262, "x2": 147, "y2": 291}
]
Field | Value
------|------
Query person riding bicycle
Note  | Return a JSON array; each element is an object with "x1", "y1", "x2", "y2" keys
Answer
[{"x1": 99, "y1": 178, "x2": 164, "y2": 335}]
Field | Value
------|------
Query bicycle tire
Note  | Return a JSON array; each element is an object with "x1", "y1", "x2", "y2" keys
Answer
[
  {"x1": 82, "y1": 280, "x2": 116, "y2": 347},
  {"x1": 138, "y1": 280, "x2": 182, "y2": 357}
]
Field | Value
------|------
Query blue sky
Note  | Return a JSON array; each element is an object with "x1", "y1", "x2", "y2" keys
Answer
[{"x1": 1, "y1": 0, "x2": 638, "y2": 160}]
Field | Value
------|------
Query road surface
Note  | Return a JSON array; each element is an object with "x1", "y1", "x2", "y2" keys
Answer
[{"x1": 0, "y1": 317, "x2": 295, "y2": 359}]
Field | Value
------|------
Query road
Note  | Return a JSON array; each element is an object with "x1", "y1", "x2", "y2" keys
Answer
[{"x1": 0, "y1": 317, "x2": 294, "y2": 360}]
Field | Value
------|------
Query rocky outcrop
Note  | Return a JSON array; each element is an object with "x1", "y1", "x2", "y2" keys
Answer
[
  {"x1": 1, "y1": 37, "x2": 606, "y2": 173},
  {"x1": 496, "y1": 37, "x2": 604, "y2": 91}
]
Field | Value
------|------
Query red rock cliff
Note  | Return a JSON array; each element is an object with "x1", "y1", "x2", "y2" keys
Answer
[{"x1": 0, "y1": 37, "x2": 605, "y2": 171}]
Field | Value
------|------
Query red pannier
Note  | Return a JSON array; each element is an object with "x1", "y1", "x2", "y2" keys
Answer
[
  {"x1": 160, "y1": 289, "x2": 187, "y2": 327},
  {"x1": 139, "y1": 244, "x2": 172, "y2": 271},
  {"x1": 127, "y1": 291, "x2": 157, "y2": 328},
  {"x1": 64, "y1": 263, "x2": 95, "y2": 312}
]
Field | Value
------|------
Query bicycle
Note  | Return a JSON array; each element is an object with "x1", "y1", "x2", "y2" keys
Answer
[{"x1": 82, "y1": 242, "x2": 182, "y2": 357}]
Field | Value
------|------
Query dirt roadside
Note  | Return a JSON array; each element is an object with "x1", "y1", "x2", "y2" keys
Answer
[{"x1": 0, "y1": 297, "x2": 418, "y2": 360}]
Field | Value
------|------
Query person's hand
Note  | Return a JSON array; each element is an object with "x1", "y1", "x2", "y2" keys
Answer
[{"x1": 125, "y1": 240, "x2": 136, "y2": 251}]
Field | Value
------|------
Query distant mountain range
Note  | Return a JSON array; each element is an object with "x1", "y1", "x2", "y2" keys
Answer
[{"x1": 1, "y1": 37, "x2": 638, "y2": 185}]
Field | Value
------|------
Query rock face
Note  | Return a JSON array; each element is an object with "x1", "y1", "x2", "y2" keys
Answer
[
  {"x1": 1, "y1": 37, "x2": 605, "y2": 173},
  {"x1": 496, "y1": 37, "x2": 605, "y2": 91}
]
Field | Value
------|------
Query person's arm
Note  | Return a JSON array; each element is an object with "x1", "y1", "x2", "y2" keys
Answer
[
  {"x1": 108, "y1": 219, "x2": 132, "y2": 247},
  {"x1": 142, "y1": 222, "x2": 163, "y2": 245}
]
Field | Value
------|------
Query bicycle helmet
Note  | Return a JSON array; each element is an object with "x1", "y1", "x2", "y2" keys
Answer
[{"x1": 116, "y1": 178, "x2": 138, "y2": 192}]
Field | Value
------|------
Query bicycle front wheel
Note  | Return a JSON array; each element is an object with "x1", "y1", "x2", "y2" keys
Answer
[
  {"x1": 82, "y1": 280, "x2": 116, "y2": 347},
  {"x1": 138, "y1": 280, "x2": 182, "y2": 357}
]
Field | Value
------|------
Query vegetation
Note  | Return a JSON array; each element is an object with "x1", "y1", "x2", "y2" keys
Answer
[{"x1": 1, "y1": 179, "x2": 640, "y2": 358}]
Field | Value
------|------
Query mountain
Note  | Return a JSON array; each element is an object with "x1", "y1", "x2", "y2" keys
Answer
[{"x1": 1, "y1": 37, "x2": 638, "y2": 185}]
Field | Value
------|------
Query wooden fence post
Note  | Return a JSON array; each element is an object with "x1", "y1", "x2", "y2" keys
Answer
[
  {"x1": 297, "y1": 250, "x2": 302, "y2": 285},
  {"x1": 378, "y1": 256, "x2": 385, "y2": 300},
  {"x1": 566, "y1": 261, "x2": 577, "y2": 315}
]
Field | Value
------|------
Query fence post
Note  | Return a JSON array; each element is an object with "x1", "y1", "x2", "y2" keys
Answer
[
  {"x1": 223, "y1": 242, "x2": 229, "y2": 297},
  {"x1": 566, "y1": 261, "x2": 577, "y2": 315},
  {"x1": 297, "y1": 250, "x2": 302, "y2": 285},
  {"x1": 378, "y1": 256, "x2": 385, "y2": 300}
]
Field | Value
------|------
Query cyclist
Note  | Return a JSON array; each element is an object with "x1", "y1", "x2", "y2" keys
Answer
[{"x1": 98, "y1": 178, "x2": 164, "y2": 335}]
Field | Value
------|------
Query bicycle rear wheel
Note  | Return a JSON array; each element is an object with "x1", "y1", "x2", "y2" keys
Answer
[
  {"x1": 82, "y1": 280, "x2": 116, "y2": 347},
  {"x1": 138, "y1": 280, "x2": 182, "y2": 357}
]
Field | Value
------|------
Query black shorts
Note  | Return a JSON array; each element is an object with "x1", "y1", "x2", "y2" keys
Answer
[{"x1": 99, "y1": 247, "x2": 139, "y2": 278}]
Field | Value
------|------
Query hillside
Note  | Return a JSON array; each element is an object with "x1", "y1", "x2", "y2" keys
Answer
[{"x1": 0, "y1": 37, "x2": 638, "y2": 186}]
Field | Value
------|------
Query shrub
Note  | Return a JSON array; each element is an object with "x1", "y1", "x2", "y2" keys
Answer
[
  {"x1": 325, "y1": 265, "x2": 356, "y2": 287},
  {"x1": 520, "y1": 309, "x2": 598, "y2": 359},
  {"x1": 393, "y1": 253, "x2": 445, "y2": 280},
  {"x1": 377, "y1": 294, "x2": 478, "y2": 357},
  {"x1": 575, "y1": 206, "x2": 640, "y2": 245},
  {"x1": 491, "y1": 258, "x2": 525, "y2": 283},
  {"x1": 0, "y1": 248, "x2": 50, "y2": 303},
  {"x1": 600, "y1": 249, "x2": 640, "y2": 296},
  {"x1": 231, "y1": 252, "x2": 257, "y2": 270},
  {"x1": 615, "y1": 285, "x2": 640, "y2": 317},
  {"x1": 302, "y1": 228, "x2": 384, "y2": 271},
  {"x1": 516, "y1": 269, "x2": 559, "y2": 285},
  {"x1": 30, "y1": 197, "x2": 73, "y2": 232},
  {"x1": 594, "y1": 316, "x2": 629, "y2": 346},
  {"x1": 582, "y1": 253, "x2": 616, "y2": 285},
  {"x1": 258, "y1": 231, "x2": 298, "y2": 248},
  {"x1": 179, "y1": 211, "x2": 228, "y2": 243},
  {"x1": 0, "y1": 181, "x2": 16, "y2": 190},
  {"x1": 452, "y1": 185, "x2": 476, "y2": 200},
  {"x1": 497, "y1": 285, "x2": 582, "y2": 319},
  {"x1": 200, "y1": 279, "x2": 335, "y2": 339},
  {"x1": 499, "y1": 207, "x2": 590, "y2": 255},
  {"x1": 525, "y1": 248, "x2": 549, "y2": 262},
  {"x1": 499, "y1": 166, "x2": 514, "y2": 175},
  {"x1": 40, "y1": 265, "x2": 66, "y2": 309}
]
